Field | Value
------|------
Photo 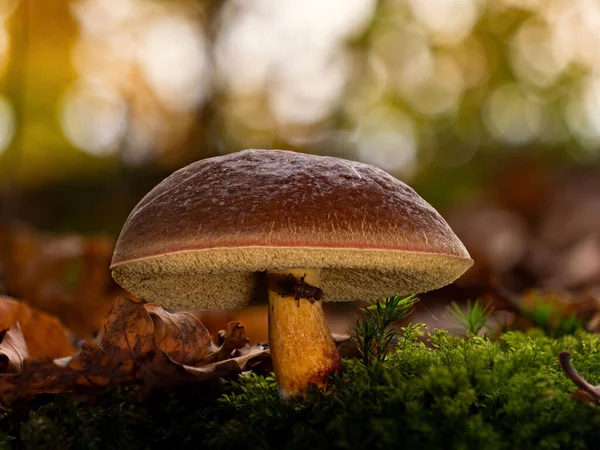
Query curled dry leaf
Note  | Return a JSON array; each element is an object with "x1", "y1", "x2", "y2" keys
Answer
[
  {"x1": 0, "y1": 297, "x2": 270, "y2": 405},
  {"x1": 145, "y1": 304, "x2": 212, "y2": 366},
  {"x1": 206, "y1": 322, "x2": 249, "y2": 364},
  {"x1": 149, "y1": 320, "x2": 269, "y2": 391},
  {"x1": 331, "y1": 333, "x2": 351, "y2": 345},
  {"x1": 0, "y1": 323, "x2": 29, "y2": 375},
  {"x1": 181, "y1": 344, "x2": 270, "y2": 380},
  {"x1": 0, "y1": 296, "x2": 74, "y2": 360}
]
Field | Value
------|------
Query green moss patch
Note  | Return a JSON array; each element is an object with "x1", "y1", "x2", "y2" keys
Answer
[{"x1": 3, "y1": 329, "x2": 600, "y2": 449}]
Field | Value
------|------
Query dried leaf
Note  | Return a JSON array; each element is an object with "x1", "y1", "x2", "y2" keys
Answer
[
  {"x1": 102, "y1": 297, "x2": 156, "y2": 372},
  {"x1": 0, "y1": 323, "x2": 28, "y2": 375},
  {"x1": 145, "y1": 304, "x2": 211, "y2": 366},
  {"x1": 181, "y1": 344, "x2": 270, "y2": 380},
  {"x1": 0, "y1": 297, "x2": 270, "y2": 405},
  {"x1": 331, "y1": 333, "x2": 351, "y2": 345},
  {"x1": 195, "y1": 306, "x2": 269, "y2": 344},
  {"x1": 0, "y1": 296, "x2": 74, "y2": 360},
  {"x1": 206, "y1": 322, "x2": 249, "y2": 364},
  {"x1": 64, "y1": 297, "x2": 161, "y2": 386}
]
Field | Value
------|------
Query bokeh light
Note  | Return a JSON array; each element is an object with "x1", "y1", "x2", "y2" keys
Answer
[
  {"x1": 214, "y1": 0, "x2": 377, "y2": 129},
  {"x1": 355, "y1": 108, "x2": 417, "y2": 175},
  {"x1": 138, "y1": 16, "x2": 210, "y2": 113},
  {"x1": 4, "y1": 0, "x2": 600, "y2": 182},
  {"x1": 64, "y1": 0, "x2": 210, "y2": 162},
  {"x1": 60, "y1": 81, "x2": 127, "y2": 156},
  {"x1": 0, "y1": 96, "x2": 15, "y2": 155},
  {"x1": 54, "y1": 0, "x2": 600, "y2": 170},
  {"x1": 407, "y1": 0, "x2": 479, "y2": 45},
  {"x1": 484, "y1": 84, "x2": 544, "y2": 145}
]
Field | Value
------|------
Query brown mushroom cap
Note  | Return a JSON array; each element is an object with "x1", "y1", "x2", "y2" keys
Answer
[{"x1": 111, "y1": 149, "x2": 473, "y2": 309}]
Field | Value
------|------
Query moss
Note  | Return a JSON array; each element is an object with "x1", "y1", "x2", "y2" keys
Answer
[{"x1": 3, "y1": 329, "x2": 600, "y2": 449}]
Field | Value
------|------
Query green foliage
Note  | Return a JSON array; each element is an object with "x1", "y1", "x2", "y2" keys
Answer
[
  {"x1": 4, "y1": 388, "x2": 153, "y2": 450},
  {"x1": 3, "y1": 330, "x2": 600, "y2": 449},
  {"x1": 396, "y1": 322, "x2": 428, "y2": 349},
  {"x1": 0, "y1": 433, "x2": 14, "y2": 450},
  {"x1": 448, "y1": 299, "x2": 494, "y2": 336},
  {"x1": 350, "y1": 295, "x2": 419, "y2": 367},
  {"x1": 0, "y1": 405, "x2": 14, "y2": 450},
  {"x1": 522, "y1": 296, "x2": 586, "y2": 337}
]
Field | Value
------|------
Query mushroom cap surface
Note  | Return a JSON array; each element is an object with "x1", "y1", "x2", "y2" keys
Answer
[{"x1": 111, "y1": 149, "x2": 473, "y2": 309}]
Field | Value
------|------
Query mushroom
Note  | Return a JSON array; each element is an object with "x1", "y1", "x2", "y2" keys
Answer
[{"x1": 110, "y1": 149, "x2": 473, "y2": 398}]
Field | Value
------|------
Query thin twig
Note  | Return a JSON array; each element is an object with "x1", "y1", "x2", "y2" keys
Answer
[{"x1": 559, "y1": 351, "x2": 600, "y2": 402}]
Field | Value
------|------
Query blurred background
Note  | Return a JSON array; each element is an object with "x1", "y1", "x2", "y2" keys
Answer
[{"x1": 1, "y1": 0, "x2": 600, "y2": 343}]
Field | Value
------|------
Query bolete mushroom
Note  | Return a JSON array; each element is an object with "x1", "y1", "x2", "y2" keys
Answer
[{"x1": 110, "y1": 149, "x2": 473, "y2": 398}]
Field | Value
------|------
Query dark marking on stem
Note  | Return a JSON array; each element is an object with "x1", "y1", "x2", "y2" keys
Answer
[{"x1": 267, "y1": 273, "x2": 323, "y2": 306}]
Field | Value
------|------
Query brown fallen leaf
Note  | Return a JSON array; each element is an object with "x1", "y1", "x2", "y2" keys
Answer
[
  {"x1": 0, "y1": 323, "x2": 28, "y2": 375},
  {"x1": 195, "y1": 306, "x2": 269, "y2": 344},
  {"x1": 0, "y1": 361, "x2": 81, "y2": 404},
  {"x1": 145, "y1": 304, "x2": 212, "y2": 366},
  {"x1": 207, "y1": 322, "x2": 250, "y2": 364},
  {"x1": 61, "y1": 298, "x2": 191, "y2": 387},
  {"x1": 0, "y1": 297, "x2": 270, "y2": 405},
  {"x1": 147, "y1": 320, "x2": 269, "y2": 392},
  {"x1": 0, "y1": 296, "x2": 74, "y2": 360},
  {"x1": 99, "y1": 296, "x2": 157, "y2": 379},
  {"x1": 181, "y1": 344, "x2": 270, "y2": 380}
]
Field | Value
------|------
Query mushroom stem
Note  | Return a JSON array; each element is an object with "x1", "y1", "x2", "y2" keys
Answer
[{"x1": 267, "y1": 268, "x2": 342, "y2": 399}]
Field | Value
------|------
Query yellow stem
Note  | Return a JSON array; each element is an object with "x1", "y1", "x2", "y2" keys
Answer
[{"x1": 267, "y1": 268, "x2": 343, "y2": 399}]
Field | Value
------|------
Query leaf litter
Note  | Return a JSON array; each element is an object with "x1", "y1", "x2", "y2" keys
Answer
[{"x1": 0, "y1": 296, "x2": 270, "y2": 405}]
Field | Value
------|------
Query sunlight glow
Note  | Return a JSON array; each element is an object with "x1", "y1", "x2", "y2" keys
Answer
[
  {"x1": 356, "y1": 110, "x2": 417, "y2": 175},
  {"x1": 61, "y1": 0, "x2": 600, "y2": 163},
  {"x1": 61, "y1": 82, "x2": 127, "y2": 156},
  {"x1": 484, "y1": 84, "x2": 543, "y2": 145},
  {"x1": 511, "y1": 19, "x2": 568, "y2": 88},
  {"x1": 0, "y1": 96, "x2": 15, "y2": 155},
  {"x1": 0, "y1": 0, "x2": 19, "y2": 20},
  {"x1": 139, "y1": 16, "x2": 210, "y2": 112},
  {"x1": 214, "y1": 0, "x2": 377, "y2": 126},
  {"x1": 407, "y1": 0, "x2": 479, "y2": 44}
]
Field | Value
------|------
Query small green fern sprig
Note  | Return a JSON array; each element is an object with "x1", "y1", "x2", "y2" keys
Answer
[
  {"x1": 350, "y1": 295, "x2": 419, "y2": 367},
  {"x1": 448, "y1": 299, "x2": 494, "y2": 336}
]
